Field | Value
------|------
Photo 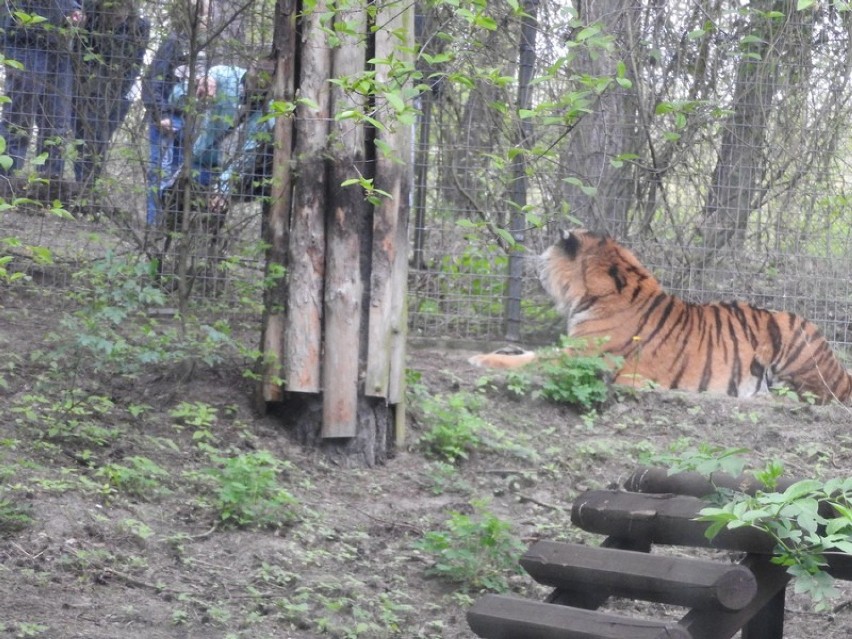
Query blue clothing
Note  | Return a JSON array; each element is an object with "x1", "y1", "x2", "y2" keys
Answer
[
  {"x1": 165, "y1": 65, "x2": 246, "y2": 190},
  {"x1": 146, "y1": 121, "x2": 182, "y2": 225},
  {"x1": 159, "y1": 65, "x2": 273, "y2": 220},
  {"x1": 217, "y1": 107, "x2": 273, "y2": 199},
  {"x1": 140, "y1": 33, "x2": 185, "y2": 123},
  {"x1": 72, "y1": 4, "x2": 150, "y2": 183},
  {"x1": 141, "y1": 33, "x2": 186, "y2": 225},
  {"x1": 0, "y1": 0, "x2": 82, "y2": 178}
]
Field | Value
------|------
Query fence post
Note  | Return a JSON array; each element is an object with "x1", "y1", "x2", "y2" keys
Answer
[{"x1": 506, "y1": 0, "x2": 539, "y2": 341}]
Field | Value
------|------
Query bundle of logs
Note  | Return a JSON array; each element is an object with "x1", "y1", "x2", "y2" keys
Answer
[{"x1": 468, "y1": 467, "x2": 852, "y2": 639}]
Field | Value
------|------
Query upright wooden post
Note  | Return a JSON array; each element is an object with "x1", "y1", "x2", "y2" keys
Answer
[
  {"x1": 321, "y1": 6, "x2": 369, "y2": 438},
  {"x1": 260, "y1": 0, "x2": 297, "y2": 402},
  {"x1": 365, "y1": 1, "x2": 414, "y2": 442},
  {"x1": 283, "y1": 0, "x2": 331, "y2": 393}
]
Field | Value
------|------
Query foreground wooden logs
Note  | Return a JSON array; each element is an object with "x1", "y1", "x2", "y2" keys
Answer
[
  {"x1": 521, "y1": 541, "x2": 757, "y2": 612},
  {"x1": 468, "y1": 595, "x2": 692, "y2": 639},
  {"x1": 468, "y1": 468, "x2": 852, "y2": 639}
]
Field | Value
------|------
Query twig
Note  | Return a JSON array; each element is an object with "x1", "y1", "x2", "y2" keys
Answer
[{"x1": 518, "y1": 494, "x2": 561, "y2": 511}]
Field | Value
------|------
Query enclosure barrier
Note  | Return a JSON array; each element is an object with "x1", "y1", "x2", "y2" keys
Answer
[{"x1": 467, "y1": 467, "x2": 852, "y2": 639}]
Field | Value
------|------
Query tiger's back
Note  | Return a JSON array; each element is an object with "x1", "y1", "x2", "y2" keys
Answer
[{"x1": 472, "y1": 229, "x2": 852, "y2": 404}]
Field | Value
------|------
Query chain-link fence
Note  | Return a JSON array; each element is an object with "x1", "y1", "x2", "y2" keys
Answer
[{"x1": 2, "y1": 1, "x2": 851, "y2": 355}]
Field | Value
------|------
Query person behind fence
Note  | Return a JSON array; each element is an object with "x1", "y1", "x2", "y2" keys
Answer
[
  {"x1": 140, "y1": 0, "x2": 209, "y2": 226},
  {"x1": 0, "y1": 0, "x2": 85, "y2": 180},
  {"x1": 160, "y1": 63, "x2": 273, "y2": 226},
  {"x1": 71, "y1": 0, "x2": 149, "y2": 186},
  {"x1": 140, "y1": 30, "x2": 188, "y2": 226},
  {"x1": 211, "y1": 60, "x2": 275, "y2": 211}
]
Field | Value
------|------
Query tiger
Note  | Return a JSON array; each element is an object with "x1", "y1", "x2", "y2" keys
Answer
[{"x1": 469, "y1": 229, "x2": 852, "y2": 404}]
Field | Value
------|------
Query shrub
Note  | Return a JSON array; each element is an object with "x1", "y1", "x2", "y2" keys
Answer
[
  {"x1": 206, "y1": 450, "x2": 297, "y2": 528},
  {"x1": 414, "y1": 501, "x2": 525, "y2": 592},
  {"x1": 418, "y1": 393, "x2": 487, "y2": 462}
]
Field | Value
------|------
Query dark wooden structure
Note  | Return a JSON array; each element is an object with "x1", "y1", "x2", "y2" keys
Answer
[{"x1": 468, "y1": 467, "x2": 852, "y2": 639}]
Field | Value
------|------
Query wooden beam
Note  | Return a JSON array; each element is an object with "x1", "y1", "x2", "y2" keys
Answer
[
  {"x1": 624, "y1": 467, "x2": 800, "y2": 499},
  {"x1": 521, "y1": 541, "x2": 757, "y2": 612},
  {"x1": 364, "y1": 0, "x2": 413, "y2": 401},
  {"x1": 467, "y1": 594, "x2": 691, "y2": 639},
  {"x1": 321, "y1": 5, "x2": 368, "y2": 438},
  {"x1": 260, "y1": 0, "x2": 297, "y2": 402},
  {"x1": 571, "y1": 490, "x2": 776, "y2": 553},
  {"x1": 283, "y1": 0, "x2": 331, "y2": 393}
]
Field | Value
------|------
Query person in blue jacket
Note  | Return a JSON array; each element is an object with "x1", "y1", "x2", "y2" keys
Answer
[
  {"x1": 160, "y1": 63, "x2": 273, "y2": 224},
  {"x1": 72, "y1": 0, "x2": 149, "y2": 185},
  {"x1": 0, "y1": 0, "x2": 85, "y2": 179}
]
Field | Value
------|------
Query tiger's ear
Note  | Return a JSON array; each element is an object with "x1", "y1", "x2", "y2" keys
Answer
[{"x1": 559, "y1": 229, "x2": 581, "y2": 259}]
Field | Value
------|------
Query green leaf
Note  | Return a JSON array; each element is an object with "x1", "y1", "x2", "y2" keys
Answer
[{"x1": 782, "y1": 480, "x2": 823, "y2": 501}]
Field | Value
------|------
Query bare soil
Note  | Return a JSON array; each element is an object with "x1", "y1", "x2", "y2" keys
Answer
[{"x1": 2, "y1": 284, "x2": 852, "y2": 638}]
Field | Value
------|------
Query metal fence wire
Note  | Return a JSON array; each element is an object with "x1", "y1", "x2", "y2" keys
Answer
[{"x1": 1, "y1": 1, "x2": 851, "y2": 356}]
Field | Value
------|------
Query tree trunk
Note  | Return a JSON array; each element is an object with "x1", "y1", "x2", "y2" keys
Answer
[
  {"x1": 558, "y1": 0, "x2": 641, "y2": 236},
  {"x1": 697, "y1": 0, "x2": 792, "y2": 264}
]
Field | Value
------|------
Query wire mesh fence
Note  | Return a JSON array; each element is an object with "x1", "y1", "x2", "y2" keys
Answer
[{"x1": 1, "y1": 0, "x2": 851, "y2": 357}]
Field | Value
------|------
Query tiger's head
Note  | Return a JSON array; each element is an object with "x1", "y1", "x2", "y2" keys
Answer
[{"x1": 539, "y1": 229, "x2": 661, "y2": 322}]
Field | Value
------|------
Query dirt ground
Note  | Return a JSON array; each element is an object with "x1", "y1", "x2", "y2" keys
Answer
[{"x1": 2, "y1": 283, "x2": 852, "y2": 639}]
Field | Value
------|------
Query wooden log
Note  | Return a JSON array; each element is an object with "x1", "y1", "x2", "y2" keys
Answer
[
  {"x1": 260, "y1": 0, "x2": 297, "y2": 402},
  {"x1": 321, "y1": 6, "x2": 368, "y2": 438},
  {"x1": 364, "y1": 0, "x2": 413, "y2": 402},
  {"x1": 571, "y1": 490, "x2": 852, "y2": 581},
  {"x1": 624, "y1": 467, "x2": 799, "y2": 498},
  {"x1": 679, "y1": 554, "x2": 789, "y2": 639},
  {"x1": 283, "y1": 0, "x2": 331, "y2": 393},
  {"x1": 467, "y1": 594, "x2": 691, "y2": 639},
  {"x1": 571, "y1": 490, "x2": 775, "y2": 553},
  {"x1": 546, "y1": 536, "x2": 651, "y2": 608},
  {"x1": 521, "y1": 541, "x2": 757, "y2": 612}
]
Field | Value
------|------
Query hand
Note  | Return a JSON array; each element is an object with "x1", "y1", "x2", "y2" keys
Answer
[{"x1": 158, "y1": 118, "x2": 174, "y2": 132}]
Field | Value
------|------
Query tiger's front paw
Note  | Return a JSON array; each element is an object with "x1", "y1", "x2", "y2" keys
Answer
[{"x1": 468, "y1": 347, "x2": 536, "y2": 370}]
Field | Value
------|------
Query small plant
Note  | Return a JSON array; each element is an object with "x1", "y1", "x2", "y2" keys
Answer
[
  {"x1": 657, "y1": 448, "x2": 852, "y2": 610},
  {"x1": 485, "y1": 337, "x2": 619, "y2": 410},
  {"x1": 417, "y1": 393, "x2": 487, "y2": 462},
  {"x1": 647, "y1": 443, "x2": 750, "y2": 478},
  {"x1": 533, "y1": 337, "x2": 618, "y2": 409},
  {"x1": 170, "y1": 401, "x2": 219, "y2": 449},
  {"x1": 772, "y1": 384, "x2": 818, "y2": 405},
  {"x1": 11, "y1": 392, "x2": 121, "y2": 448},
  {"x1": 206, "y1": 450, "x2": 297, "y2": 528},
  {"x1": 0, "y1": 498, "x2": 32, "y2": 536},
  {"x1": 95, "y1": 456, "x2": 170, "y2": 499},
  {"x1": 414, "y1": 500, "x2": 525, "y2": 592}
]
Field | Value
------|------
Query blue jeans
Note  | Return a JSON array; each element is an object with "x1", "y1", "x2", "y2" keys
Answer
[
  {"x1": 146, "y1": 120, "x2": 182, "y2": 225},
  {"x1": 0, "y1": 42, "x2": 74, "y2": 178}
]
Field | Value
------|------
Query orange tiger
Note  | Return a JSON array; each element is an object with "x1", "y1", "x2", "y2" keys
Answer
[{"x1": 469, "y1": 229, "x2": 852, "y2": 404}]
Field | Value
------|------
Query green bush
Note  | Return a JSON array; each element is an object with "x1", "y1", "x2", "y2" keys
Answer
[
  {"x1": 95, "y1": 456, "x2": 171, "y2": 499},
  {"x1": 59, "y1": 253, "x2": 234, "y2": 376},
  {"x1": 502, "y1": 337, "x2": 618, "y2": 410},
  {"x1": 418, "y1": 393, "x2": 488, "y2": 462},
  {"x1": 0, "y1": 498, "x2": 32, "y2": 537},
  {"x1": 414, "y1": 501, "x2": 524, "y2": 592},
  {"x1": 206, "y1": 450, "x2": 298, "y2": 528}
]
